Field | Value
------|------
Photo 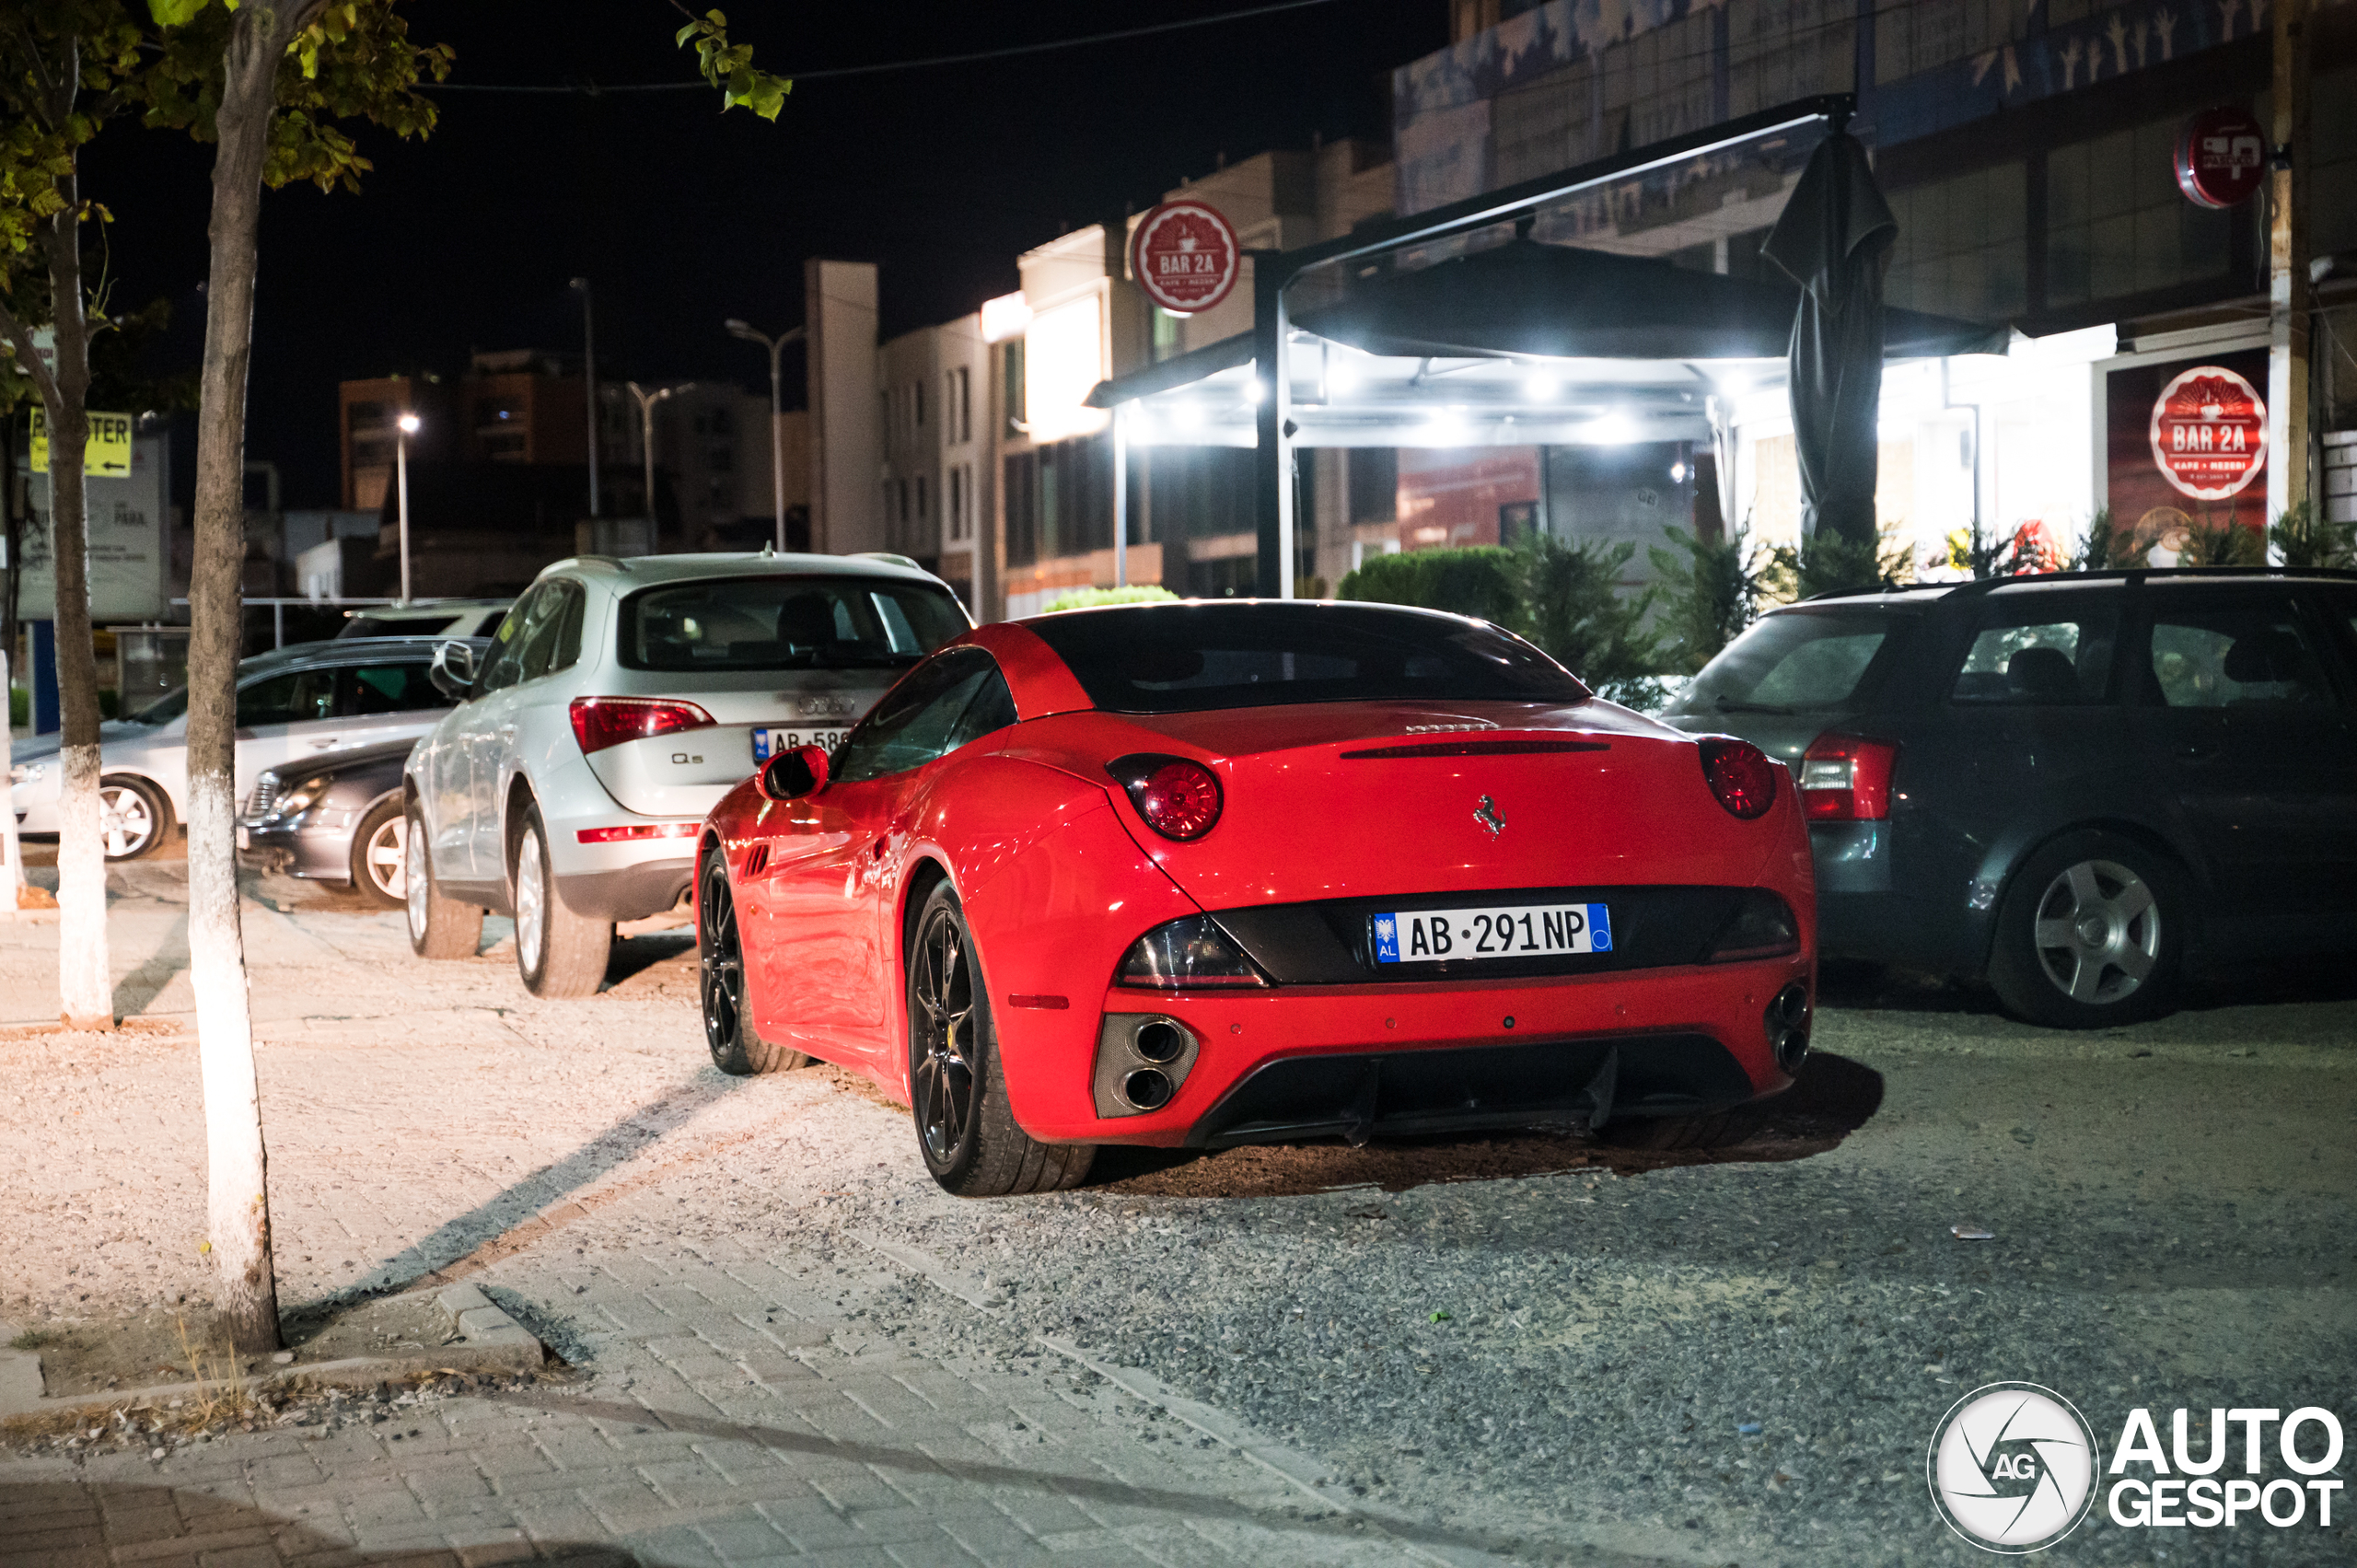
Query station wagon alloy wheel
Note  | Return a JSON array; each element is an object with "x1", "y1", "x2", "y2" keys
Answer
[
  {"x1": 2030, "y1": 858, "x2": 2160, "y2": 1005},
  {"x1": 99, "y1": 779, "x2": 165, "y2": 859}
]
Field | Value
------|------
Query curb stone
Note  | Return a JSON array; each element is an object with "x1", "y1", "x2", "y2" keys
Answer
[{"x1": 0, "y1": 1285, "x2": 546, "y2": 1427}]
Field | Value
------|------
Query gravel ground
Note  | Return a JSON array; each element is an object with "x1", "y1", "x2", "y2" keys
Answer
[{"x1": 3, "y1": 863, "x2": 2351, "y2": 1565}]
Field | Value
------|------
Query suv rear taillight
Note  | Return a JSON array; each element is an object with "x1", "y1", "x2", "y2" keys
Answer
[
  {"x1": 569, "y1": 696, "x2": 717, "y2": 755},
  {"x1": 1799, "y1": 734, "x2": 1898, "y2": 820}
]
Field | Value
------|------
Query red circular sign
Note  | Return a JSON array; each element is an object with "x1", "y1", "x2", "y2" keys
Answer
[
  {"x1": 2149, "y1": 364, "x2": 2269, "y2": 501},
  {"x1": 2174, "y1": 107, "x2": 2269, "y2": 208},
  {"x1": 1129, "y1": 200, "x2": 1241, "y2": 316}
]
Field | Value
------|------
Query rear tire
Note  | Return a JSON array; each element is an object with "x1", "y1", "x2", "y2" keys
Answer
[
  {"x1": 349, "y1": 798, "x2": 407, "y2": 910},
  {"x1": 700, "y1": 847, "x2": 809, "y2": 1074},
  {"x1": 907, "y1": 883, "x2": 1094, "y2": 1197},
  {"x1": 512, "y1": 802, "x2": 611, "y2": 998},
  {"x1": 1986, "y1": 830, "x2": 2183, "y2": 1028},
  {"x1": 99, "y1": 775, "x2": 170, "y2": 861},
  {"x1": 405, "y1": 800, "x2": 484, "y2": 958}
]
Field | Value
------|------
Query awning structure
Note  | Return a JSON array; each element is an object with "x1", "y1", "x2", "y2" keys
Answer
[
  {"x1": 1085, "y1": 239, "x2": 1997, "y2": 451},
  {"x1": 1079, "y1": 93, "x2": 2002, "y2": 595}
]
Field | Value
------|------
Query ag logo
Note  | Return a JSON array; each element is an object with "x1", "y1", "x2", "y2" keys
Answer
[{"x1": 1928, "y1": 1383, "x2": 2100, "y2": 1553}]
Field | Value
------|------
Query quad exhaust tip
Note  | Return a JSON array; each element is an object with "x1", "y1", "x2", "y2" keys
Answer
[
  {"x1": 1096, "y1": 1014, "x2": 1202, "y2": 1118},
  {"x1": 1122, "y1": 1068, "x2": 1174, "y2": 1109},
  {"x1": 1767, "y1": 981, "x2": 1811, "y2": 1074}
]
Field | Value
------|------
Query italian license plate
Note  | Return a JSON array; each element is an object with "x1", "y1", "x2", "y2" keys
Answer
[
  {"x1": 1372, "y1": 902, "x2": 1612, "y2": 964},
  {"x1": 753, "y1": 727, "x2": 845, "y2": 762}
]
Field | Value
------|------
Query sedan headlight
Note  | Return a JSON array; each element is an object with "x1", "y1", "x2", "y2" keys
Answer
[
  {"x1": 263, "y1": 773, "x2": 333, "y2": 825},
  {"x1": 8, "y1": 762, "x2": 45, "y2": 786}
]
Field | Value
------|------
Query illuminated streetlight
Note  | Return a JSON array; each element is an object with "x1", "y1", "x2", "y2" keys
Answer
[
  {"x1": 395, "y1": 412, "x2": 422, "y2": 604},
  {"x1": 626, "y1": 381, "x2": 695, "y2": 550},
  {"x1": 725, "y1": 319, "x2": 806, "y2": 553}
]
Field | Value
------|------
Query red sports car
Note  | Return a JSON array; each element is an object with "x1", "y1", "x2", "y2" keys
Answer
[{"x1": 696, "y1": 601, "x2": 1815, "y2": 1196}]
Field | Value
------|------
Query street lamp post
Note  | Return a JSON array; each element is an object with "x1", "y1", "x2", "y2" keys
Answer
[
  {"x1": 725, "y1": 319, "x2": 806, "y2": 553},
  {"x1": 625, "y1": 381, "x2": 692, "y2": 552},
  {"x1": 570, "y1": 278, "x2": 599, "y2": 518},
  {"x1": 395, "y1": 411, "x2": 420, "y2": 604}
]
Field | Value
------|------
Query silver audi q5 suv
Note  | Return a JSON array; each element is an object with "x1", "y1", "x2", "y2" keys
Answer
[{"x1": 401, "y1": 551, "x2": 971, "y2": 996}]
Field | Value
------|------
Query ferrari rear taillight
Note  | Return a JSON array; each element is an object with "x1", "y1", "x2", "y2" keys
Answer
[
  {"x1": 569, "y1": 696, "x2": 716, "y2": 755},
  {"x1": 1799, "y1": 733, "x2": 1898, "y2": 820},
  {"x1": 1106, "y1": 754, "x2": 1224, "y2": 842},
  {"x1": 1118, "y1": 916, "x2": 1268, "y2": 989},
  {"x1": 1698, "y1": 737, "x2": 1780, "y2": 819}
]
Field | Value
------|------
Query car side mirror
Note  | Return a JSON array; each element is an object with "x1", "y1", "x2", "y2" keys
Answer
[
  {"x1": 428, "y1": 640, "x2": 477, "y2": 700},
  {"x1": 759, "y1": 743, "x2": 830, "y2": 802}
]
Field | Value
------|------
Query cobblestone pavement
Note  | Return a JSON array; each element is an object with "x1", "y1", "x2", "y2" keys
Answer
[{"x1": 0, "y1": 866, "x2": 1552, "y2": 1567}]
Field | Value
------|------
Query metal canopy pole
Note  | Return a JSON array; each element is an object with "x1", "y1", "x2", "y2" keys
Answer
[
  {"x1": 1112, "y1": 401, "x2": 1129, "y2": 588},
  {"x1": 1252, "y1": 254, "x2": 1287, "y2": 598}
]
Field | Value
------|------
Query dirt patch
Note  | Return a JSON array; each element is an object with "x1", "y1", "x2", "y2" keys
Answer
[{"x1": 18, "y1": 1295, "x2": 459, "y2": 1398}]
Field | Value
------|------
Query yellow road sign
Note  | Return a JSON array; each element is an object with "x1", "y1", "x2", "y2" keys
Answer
[{"x1": 29, "y1": 407, "x2": 133, "y2": 478}]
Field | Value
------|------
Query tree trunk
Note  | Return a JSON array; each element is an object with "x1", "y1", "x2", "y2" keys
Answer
[
  {"x1": 186, "y1": 4, "x2": 323, "y2": 1355},
  {"x1": 38, "y1": 171, "x2": 113, "y2": 1030}
]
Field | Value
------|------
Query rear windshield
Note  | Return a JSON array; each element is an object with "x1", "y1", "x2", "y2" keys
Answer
[
  {"x1": 1024, "y1": 602, "x2": 1590, "y2": 714},
  {"x1": 1666, "y1": 609, "x2": 1901, "y2": 717},
  {"x1": 618, "y1": 575, "x2": 969, "y2": 672}
]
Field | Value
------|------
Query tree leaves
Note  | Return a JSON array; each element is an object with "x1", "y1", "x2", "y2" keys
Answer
[{"x1": 675, "y1": 8, "x2": 792, "y2": 121}]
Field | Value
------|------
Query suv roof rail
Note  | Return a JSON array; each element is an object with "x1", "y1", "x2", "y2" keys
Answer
[{"x1": 1802, "y1": 562, "x2": 2357, "y2": 605}]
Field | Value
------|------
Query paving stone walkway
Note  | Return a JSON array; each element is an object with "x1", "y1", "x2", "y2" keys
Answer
[{"x1": 0, "y1": 865, "x2": 1527, "y2": 1567}]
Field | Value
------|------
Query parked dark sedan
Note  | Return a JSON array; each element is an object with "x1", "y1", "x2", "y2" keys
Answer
[
  {"x1": 1661, "y1": 567, "x2": 2357, "y2": 1026},
  {"x1": 237, "y1": 737, "x2": 418, "y2": 908}
]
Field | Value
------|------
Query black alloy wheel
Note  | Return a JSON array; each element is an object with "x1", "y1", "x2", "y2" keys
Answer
[
  {"x1": 699, "y1": 847, "x2": 807, "y2": 1075},
  {"x1": 905, "y1": 882, "x2": 1093, "y2": 1197}
]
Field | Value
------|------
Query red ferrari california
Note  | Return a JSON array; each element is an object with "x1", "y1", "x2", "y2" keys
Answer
[{"x1": 696, "y1": 601, "x2": 1815, "y2": 1196}]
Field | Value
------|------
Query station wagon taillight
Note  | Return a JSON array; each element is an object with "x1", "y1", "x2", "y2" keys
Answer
[
  {"x1": 569, "y1": 696, "x2": 717, "y2": 755},
  {"x1": 1799, "y1": 733, "x2": 1899, "y2": 820}
]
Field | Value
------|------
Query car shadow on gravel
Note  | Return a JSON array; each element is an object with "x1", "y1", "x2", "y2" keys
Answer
[
  {"x1": 1086, "y1": 1052, "x2": 1885, "y2": 1197},
  {"x1": 0, "y1": 1481, "x2": 636, "y2": 1564}
]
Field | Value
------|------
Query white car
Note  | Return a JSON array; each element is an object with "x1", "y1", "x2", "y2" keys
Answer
[
  {"x1": 401, "y1": 551, "x2": 972, "y2": 997},
  {"x1": 8, "y1": 637, "x2": 470, "y2": 859}
]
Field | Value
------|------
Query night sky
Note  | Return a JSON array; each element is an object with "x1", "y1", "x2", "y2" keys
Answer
[{"x1": 90, "y1": 0, "x2": 1445, "y2": 510}]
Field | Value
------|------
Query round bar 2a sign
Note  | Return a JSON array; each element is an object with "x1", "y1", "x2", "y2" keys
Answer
[
  {"x1": 1129, "y1": 200, "x2": 1241, "y2": 316},
  {"x1": 2149, "y1": 364, "x2": 2268, "y2": 501}
]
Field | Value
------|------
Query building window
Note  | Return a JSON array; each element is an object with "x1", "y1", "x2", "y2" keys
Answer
[
  {"x1": 1348, "y1": 448, "x2": 1399, "y2": 525},
  {"x1": 1152, "y1": 308, "x2": 1183, "y2": 364},
  {"x1": 2047, "y1": 117, "x2": 2234, "y2": 310},
  {"x1": 913, "y1": 380, "x2": 925, "y2": 429},
  {"x1": 915, "y1": 475, "x2": 928, "y2": 521},
  {"x1": 1002, "y1": 341, "x2": 1026, "y2": 436},
  {"x1": 948, "y1": 465, "x2": 969, "y2": 542},
  {"x1": 954, "y1": 366, "x2": 973, "y2": 444},
  {"x1": 1883, "y1": 163, "x2": 2027, "y2": 321}
]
